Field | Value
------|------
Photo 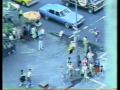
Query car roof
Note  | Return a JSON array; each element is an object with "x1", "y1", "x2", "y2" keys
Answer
[{"x1": 43, "y1": 4, "x2": 67, "y2": 12}]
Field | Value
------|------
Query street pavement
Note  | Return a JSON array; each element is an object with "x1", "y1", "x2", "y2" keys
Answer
[{"x1": 3, "y1": 33, "x2": 106, "y2": 89}]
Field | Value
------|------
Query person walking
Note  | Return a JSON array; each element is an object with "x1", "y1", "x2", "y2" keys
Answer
[
  {"x1": 87, "y1": 50, "x2": 94, "y2": 64},
  {"x1": 31, "y1": 26, "x2": 37, "y2": 39},
  {"x1": 94, "y1": 60, "x2": 100, "y2": 75},
  {"x1": 68, "y1": 41, "x2": 76, "y2": 54},
  {"x1": 59, "y1": 30, "x2": 64, "y2": 40},
  {"x1": 9, "y1": 33, "x2": 15, "y2": 43},
  {"x1": 66, "y1": 58, "x2": 74, "y2": 77},
  {"x1": 81, "y1": 63, "x2": 88, "y2": 80},
  {"x1": 19, "y1": 70, "x2": 26, "y2": 87},
  {"x1": 76, "y1": 54, "x2": 81, "y2": 68},
  {"x1": 38, "y1": 28, "x2": 45, "y2": 37},
  {"x1": 26, "y1": 69, "x2": 32, "y2": 88},
  {"x1": 38, "y1": 35, "x2": 44, "y2": 50},
  {"x1": 83, "y1": 36, "x2": 89, "y2": 54},
  {"x1": 93, "y1": 29, "x2": 100, "y2": 42},
  {"x1": 18, "y1": 9, "x2": 23, "y2": 19},
  {"x1": 34, "y1": 20, "x2": 42, "y2": 29}
]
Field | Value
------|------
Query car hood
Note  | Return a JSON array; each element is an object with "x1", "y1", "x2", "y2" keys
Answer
[{"x1": 62, "y1": 12, "x2": 84, "y2": 24}]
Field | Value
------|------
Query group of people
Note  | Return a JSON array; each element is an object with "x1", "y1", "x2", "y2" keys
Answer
[
  {"x1": 66, "y1": 38, "x2": 104, "y2": 80},
  {"x1": 19, "y1": 69, "x2": 32, "y2": 88}
]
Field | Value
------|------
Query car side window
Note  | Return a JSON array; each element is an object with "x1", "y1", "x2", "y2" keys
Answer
[
  {"x1": 48, "y1": 9, "x2": 55, "y2": 14},
  {"x1": 55, "y1": 12, "x2": 60, "y2": 16}
]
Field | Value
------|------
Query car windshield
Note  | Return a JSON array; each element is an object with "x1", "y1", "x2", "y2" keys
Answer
[{"x1": 60, "y1": 9, "x2": 71, "y2": 16}]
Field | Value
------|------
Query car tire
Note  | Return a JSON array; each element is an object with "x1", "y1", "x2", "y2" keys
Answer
[
  {"x1": 65, "y1": 23, "x2": 70, "y2": 29},
  {"x1": 88, "y1": 9, "x2": 94, "y2": 13}
]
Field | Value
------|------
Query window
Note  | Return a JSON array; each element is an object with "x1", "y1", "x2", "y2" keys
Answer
[
  {"x1": 55, "y1": 12, "x2": 60, "y2": 16},
  {"x1": 61, "y1": 9, "x2": 71, "y2": 16},
  {"x1": 48, "y1": 9, "x2": 55, "y2": 14}
]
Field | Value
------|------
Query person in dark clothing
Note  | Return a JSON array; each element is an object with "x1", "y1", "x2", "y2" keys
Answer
[
  {"x1": 87, "y1": 67, "x2": 92, "y2": 78},
  {"x1": 22, "y1": 26, "x2": 31, "y2": 40},
  {"x1": 18, "y1": 9, "x2": 23, "y2": 19},
  {"x1": 94, "y1": 60, "x2": 100, "y2": 75},
  {"x1": 76, "y1": 55, "x2": 81, "y2": 67},
  {"x1": 19, "y1": 70, "x2": 26, "y2": 87}
]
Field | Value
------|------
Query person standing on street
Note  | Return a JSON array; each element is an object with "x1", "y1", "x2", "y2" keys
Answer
[
  {"x1": 38, "y1": 35, "x2": 44, "y2": 50},
  {"x1": 26, "y1": 69, "x2": 32, "y2": 88},
  {"x1": 18, "y1": 9, "x2": 23, "y2": 19},
  {"x1": 93, "y1": 28, "x2": 100, "y2": 42},
  {"x1": 59, "y1": 30, "x2": 64, "y2": 40},
  {"x1": 68, "y1": 41, "x2": 76, "y2": 54},
  {"x1": 83, "y1": 36, "x2": 89, "y2": 54},
  {"x1": 87, "y1": 50, "x2": 94, "y2": 64},
  {"x1": 66, "y1": 60, "x2": 74, "y2": 77},
  {"x1": 19, "y1": 70, "x2": 26, "y2": 87},
  {"x1": 76, "y1": 54, "x2": 81, "y2": 68},
  {"x1": 38, "y1": 28, "x2": 45, "y2": 37},
  {"x1": 31, "y1": 26, "x2": 37, "y2": 39},
  {"x1": 12, "y1": 28, "x2": 16, "y2": 39}
]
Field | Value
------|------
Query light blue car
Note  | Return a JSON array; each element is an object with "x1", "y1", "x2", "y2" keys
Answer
[{"x1": 39, "y1": 4, "x2": 85, "y2": 28}]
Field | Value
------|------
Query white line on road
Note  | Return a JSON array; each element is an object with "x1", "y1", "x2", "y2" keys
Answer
[
  {"x1": 98, "y1": 52, "x2": 107, "y2": 59},
  {"x1": 95, "y1": 16, "x2": 106, "y2": 23},
  {"x1": 87, "y1": 78, "x2": 106, "y2": 86},
  {"x1": 83, "y1": 26, "x2": 89, "y2": 29},
  {"x1": 96, "y1": 85, "x2": 106, "y2": 90},
  {"x1": 85, "y1": 76, "x2": 107, "y2": 90}
]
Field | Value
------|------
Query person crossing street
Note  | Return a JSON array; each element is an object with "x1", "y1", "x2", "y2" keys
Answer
[{"x1": 83, "y1": 36, "x2": 89, "y2": 54}]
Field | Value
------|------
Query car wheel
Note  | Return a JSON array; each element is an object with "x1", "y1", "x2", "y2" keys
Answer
[
  {"x1": 88, "y1": 9, "x2": 94, "y2": 13},
  {"x1": 65, "y1": 23, "x2": 70, "y2": 29},
  {"x1": 65, "y1": 3, "x2": 69, "y2": 7}
]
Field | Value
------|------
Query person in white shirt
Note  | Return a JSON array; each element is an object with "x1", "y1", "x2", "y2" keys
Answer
[
  {"x1": 66, "y1": 58, "x2": 74, "y2": 77},
  {"x1": 9, "y1": 33, "x2": 14, "y2": 41},
  {"x1": 87, "y1": 50, "x2": 94, "y2": 63},
  {"x1": 83, "y1": 36, "x2": 89, "y2": 53},
  {"x1": 31, "y1": 27, "x2": 37, "y2": 39},
  {"x1": 38, "y1": 28, "x2": 45, "y2": 35},
  {"x1": 26, "y1": 69, "x2": 32, "y2": 88},
  {"x1": 59, "y1": 30, "x2": 64, "y2": 39}
]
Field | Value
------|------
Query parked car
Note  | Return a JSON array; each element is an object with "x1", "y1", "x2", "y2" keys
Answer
[
  {"x1": 12, "y1": 0, "x2": 39, "y2": 6},
  {"x1": 39, "y1": 4, "x2": 85, "y2": 28},
  {"x1": 61, "y1": 0, "x2": 104, "y2": 13}
]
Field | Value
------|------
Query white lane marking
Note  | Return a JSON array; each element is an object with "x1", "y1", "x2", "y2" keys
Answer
[
  {"x1": 96, "y1": 85, "x2": 106, "y2": 90},
  {"x1": 95, "y1": 16, "x2": 106, "y2": 23},
  {"x1": 87, "y1": 78, "x2": 106, "y2": 86},
  {"x1": 83, "y1": 26, "x2": 89, "y2": 29},
  {"x1": 85, "y1": 76, "x2": 107, "y2": 90},
  {"x1": 82, "y1": 16, "x2": 106, "y2": 30},
  {"x1": 98, "y1": 52, "x2": 107, "y2": 59}
]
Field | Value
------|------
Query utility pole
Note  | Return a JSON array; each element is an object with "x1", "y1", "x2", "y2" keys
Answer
[{"x1": 75, "y1": 0, "x2": 78, "y2": 28}]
